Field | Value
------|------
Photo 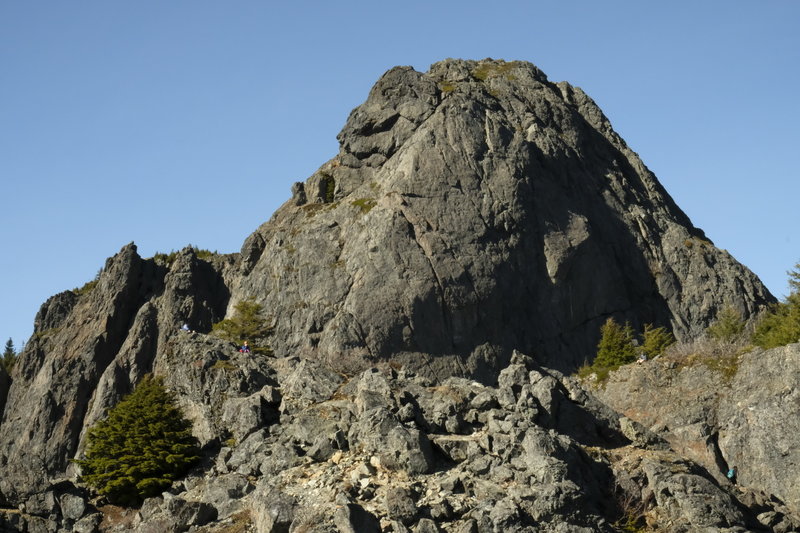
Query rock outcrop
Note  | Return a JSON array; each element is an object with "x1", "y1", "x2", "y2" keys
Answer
[
  {"x1": 596, "y1": 342, "x2": 800, "y2": 515},
  {"x1": 0, "y1": 58, "x2": 787, "y2": 532},
  {"x1": 228, "y1": 58, "x2": 772, "y2": 377},
  {"x1": 0, "y1": 245, "x2": 235, "y2": 503}
]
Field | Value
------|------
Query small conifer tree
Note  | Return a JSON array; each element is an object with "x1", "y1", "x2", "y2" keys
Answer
[
  {"x1": 75, "y1": 375, "x2": 200, "y2": 505},
  {"x1": 753, "y1": 294, "x2": 800, "y2": 349},
  {"x1": 706, "y1": 306, "x2": 746, "y2": 342},
  {"x1": 641, "y1": 323, "x2": 675, "y2": 358},
  {"x1": 753, "y1": 262, "x2": 800, "y2": 349},
  {"x1": 579, "y1": 319, "x2": 673, "y2": 382},
  {"x1": 212, "y1": 299, "x2": 273, "y2": 354},
  {"x1": 594, "y1": 318, "x2": 637, "y2": 369},
  {"x1": 789, "y1": 261, "x2": 800, "y2": 293},
  {"x1": 2, "y1": 338, "x2": 16, "y2": 372}
]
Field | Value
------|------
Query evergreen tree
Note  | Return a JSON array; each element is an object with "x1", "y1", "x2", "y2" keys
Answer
[
  {"x1": 75, "y1": 375, "x2": 200, "y2": 506},
  {"x1": 212, "y1": 299, "x2": 273, "y2": 354},
  {"x1": 2, "y1": 338, "x2": 16, "y2": 372},
  {"x1": 706, "y1": 306, "x2": 746, "y2": 342},
  {"x1": 594, "y1": 318, "x2": 637, "y2": 369},
  {"x1": 789, "y1": 261, "x2": 800, "y2": 293},
  {"x1": 641, "y1": 323, "x2": 675, "y2": 357},
  {"x1": 753, "y1": 262, "x2": 800, "y2": 349},
  {"x1": 753, "y1": 293, "x2": 800, "y2": 349}
]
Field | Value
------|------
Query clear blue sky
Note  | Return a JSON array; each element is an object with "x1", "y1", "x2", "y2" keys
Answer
[{"x1": 2, "y1": 1, "x2": 798, "y2": 350}]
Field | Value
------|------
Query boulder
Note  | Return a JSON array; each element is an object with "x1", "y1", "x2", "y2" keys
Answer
[
  {"x1": 348, "y1": 407, "x2": 434, "y2": 475},
  {"x1": 333, "y1": 503, "x2": 381, "y2": 533},
  {"x1": 280, "y1": 359, "x2": 343, "y2": 412},
  {"x1": 200, "y1": 473, "x2": 255, "y2": 518},
  {"x1": 384, "y1": 486, "x2": 417, "y2": 525},
  {"x1": 252, "y1": 486, "x2": 296, "y2": 533},
  {"x1": 134, "y1": 494, "x2": 217, "y2": 533}
]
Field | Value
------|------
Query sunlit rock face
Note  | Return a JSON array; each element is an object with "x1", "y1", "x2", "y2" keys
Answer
[{"x1": 230, "y1": 58, "x2": 773, "y2": 378}]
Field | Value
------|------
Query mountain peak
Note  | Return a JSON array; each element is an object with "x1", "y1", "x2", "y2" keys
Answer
[
  {"x1": 0, "y1": 61, "x2": 780, "y2": 527},
  {"x1": 234, "y1": 59, "x2": 773, "y2": 377}
]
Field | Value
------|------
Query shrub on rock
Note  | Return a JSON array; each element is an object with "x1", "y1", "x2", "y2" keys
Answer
[
  {"x1": 594, "y1": 318, "x2": 637, "y2": 369},
  {"x1": 706, "y1": 306, "x2": 746, "y2": 342},
  {"x1": 641, "y1": 323, "x2": 675, "y2": 358},
  {"x1": 753, "y1": 262, "x2": 800, "y2": 349},
  {"x1": 753, "y1": 294, "x2": 800, "y2": 349},
  {"x1": 579, "y1": 318, "x2": 639, "y2": 382},
  {"x1": 75, "y1": 375, "x2": 200, "y2": 506},
  {"x1": 212, "y1": 299, "x2": 273, "y2": 354}
]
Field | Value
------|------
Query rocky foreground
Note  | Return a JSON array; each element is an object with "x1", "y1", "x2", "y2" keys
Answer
[{"x1": 2, "y1": 335, "x2": 799, "y2": 532}]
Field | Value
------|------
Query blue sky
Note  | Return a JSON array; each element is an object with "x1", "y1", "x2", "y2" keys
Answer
[{"x1": 2, "y1": 1, "x2": 798, "y2": 350}]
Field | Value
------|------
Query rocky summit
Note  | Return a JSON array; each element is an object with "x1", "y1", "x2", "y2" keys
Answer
[
  {"x1": 0, "y1": 58, "x2": 794, "y2": 532},
  {"x1": 232, "y1": 59, "x2": 772, "y2": 377}
]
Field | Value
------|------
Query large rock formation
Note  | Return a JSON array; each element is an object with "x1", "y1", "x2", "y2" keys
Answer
[
  {"x1": 0, "y1": 59, "x2": 785, "y2": 531},
  {"x1": 0, "y1": 246, "x2": 235, "y2": 502},
  {"x1": 229, "y1": 58, "x2": 772, "y2": 377}
]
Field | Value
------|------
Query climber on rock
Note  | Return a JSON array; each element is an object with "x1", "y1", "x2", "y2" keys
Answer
[{"x1": 726, "y1": 466, "x2": 737, "y2": 484}]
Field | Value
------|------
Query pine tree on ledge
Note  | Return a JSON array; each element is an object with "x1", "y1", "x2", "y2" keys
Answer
[{"x1": 75, "y1": 375, "x2": 200, "y2": 506}]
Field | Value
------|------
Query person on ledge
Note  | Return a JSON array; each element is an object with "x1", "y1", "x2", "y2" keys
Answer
[{"x1": 727, "y1": 466, "x2": 737, "y2": 484}]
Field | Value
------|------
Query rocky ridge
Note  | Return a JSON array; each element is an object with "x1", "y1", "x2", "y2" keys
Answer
[
  {"x1": 4, "y1": 347, "x2": 798, "y2": 532},
  {"x1": 0, "y1": 58, "x2": 789, "y2": 532}
]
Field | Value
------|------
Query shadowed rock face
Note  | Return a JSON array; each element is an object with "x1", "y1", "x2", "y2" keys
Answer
[
  {"x1": 0, "y1": 59, "x2": 778, "y2": 515},
  {"x1": 229, "y1": 58, "x2": 773, "y2": 377}
]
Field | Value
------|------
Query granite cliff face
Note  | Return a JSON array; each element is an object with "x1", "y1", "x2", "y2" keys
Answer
[
  {"x1": 229, "y1": 59, "x2": 771, "y2": 377},
  {"x1": 0, "y1": 59, "x2": 788, "y2": 532}
]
